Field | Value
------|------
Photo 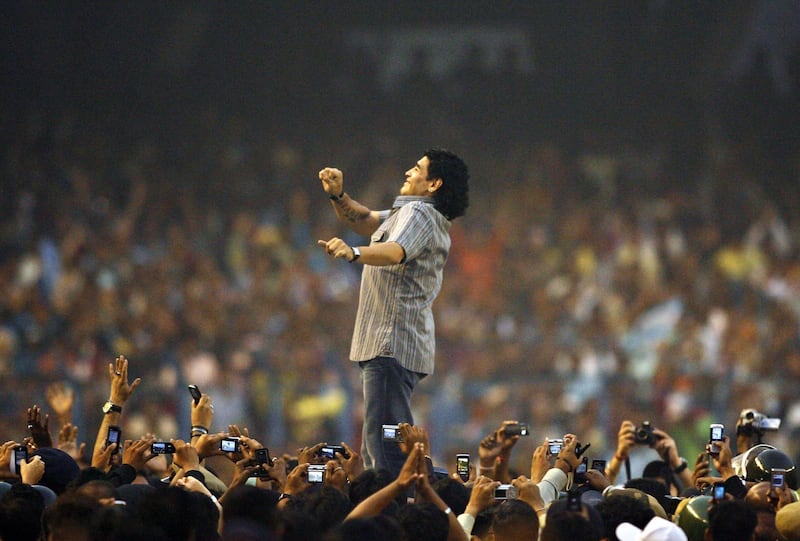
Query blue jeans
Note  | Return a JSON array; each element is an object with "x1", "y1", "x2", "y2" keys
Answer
[{"x1": 358, "y1": 356, "x2": 423, "y2": 476}]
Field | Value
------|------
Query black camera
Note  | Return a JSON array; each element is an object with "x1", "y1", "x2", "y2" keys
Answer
[
  {"x1": 220, "y1": 437, "x2": 241, "y2": 453},
  {"x1": 505, "y1": 423, "x2": 529, "y2": 437},
  {"x1": 634, "y1": 421, "x2": 655, "y2": 445},
  {"x1": 319, "y1": 445, "x2": 350, "y2": 460},
  {"x1": 151, "y1": 442, "x2": 176, "y2": 454}
]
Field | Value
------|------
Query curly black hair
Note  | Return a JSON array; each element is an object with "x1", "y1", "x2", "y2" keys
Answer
[{"x1": 423, "y1": 148, "x2": 469, "y2": 220}]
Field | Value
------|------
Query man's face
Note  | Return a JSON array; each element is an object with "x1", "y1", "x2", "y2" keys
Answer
[{"x1": 401, "y1": 156, "x2": 438, "y2": 196}]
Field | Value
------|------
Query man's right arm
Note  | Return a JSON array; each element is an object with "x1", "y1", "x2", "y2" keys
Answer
[{"x1": 319, "y1": 167, "x2": 381, "y2": 236}]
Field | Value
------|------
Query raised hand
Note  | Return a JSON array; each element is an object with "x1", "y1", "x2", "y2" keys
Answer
[
  {"x1": 26, "y1": 405, "x2": 53, "y2": 449},
  {"x1": 45, "y1": 382, "x2": 75, "y2": 424},
  {"x1": 57, "y1": 423, "x2": 87, "y2": 464},
  {"x1": 108, "y1": 355, "x2": 141, "y2": 405}
]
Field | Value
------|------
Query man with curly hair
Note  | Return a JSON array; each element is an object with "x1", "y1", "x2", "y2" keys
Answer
[{"x1": 318, "y1": 149, "x2": 470, "y2": 476}]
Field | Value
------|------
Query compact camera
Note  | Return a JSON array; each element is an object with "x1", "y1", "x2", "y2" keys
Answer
[
  {"x1": 319, "y1": 445, "x2": 350, "y2": 459},
  {"x1": 151, "y1": 442, "x2": 176, "y2": 454},
  {"x1": 771, "y1": 468, "x2": 786, "y2": 490},
  {"x1": 505, "y1": 423, "x2": 529, "y2": 437},
  {"x1": 494, "y1": 484, "x2": 518, "y2": 500},
  {"x1": 307, "y1": 464, "x2": 326, "y2": 483},
  {"x1": 382, "y1": 424, "x2": 403, "y2": 442},
  {"x1": 634, "y1": 421, "x2": 655, "y2": 445},
  {"x1": 220, "y1": 437, "x2": 241, "y2": 453},
  {"x1": 548, "y1": 438, "x2": 563, "y2": 455}
]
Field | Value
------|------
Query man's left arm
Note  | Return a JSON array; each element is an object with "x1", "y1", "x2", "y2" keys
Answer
[{"x1": 317, "y1": 238, "x2": 405, "y2": 266}]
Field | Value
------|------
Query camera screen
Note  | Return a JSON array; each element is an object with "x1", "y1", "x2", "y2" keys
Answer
[
  {"x1": 710, "y1": 426, "x2": 723, "y2": 440},
  {"x1": 153, "y1": 442, "x2": 166, "y2": 453},
  {"x1": 107, "y1": 429, "x2": 120, "y2": 444},
  {"x1": 772, "y1": 473, "x2": 785, "y2": 487},
  {"x1": 221, "y1": 438, "x2": 239, "y2": 452},
  {"x1": 308, "y1": 466, "x2": 324, "y2": 483},
  {"x1": 548, "y1": 439, "x2": 563, "y2": 454},
  {"x1": 713, "y1": 484, "x2": 725, "y2": 500},
  {"x1": 382, "y1": 425, "x2": 400, "y2": 440}
]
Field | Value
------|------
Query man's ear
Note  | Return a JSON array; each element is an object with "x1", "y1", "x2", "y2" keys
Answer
[{"x1": 428, "y1": 178, "x2": 443, "y2": 193}]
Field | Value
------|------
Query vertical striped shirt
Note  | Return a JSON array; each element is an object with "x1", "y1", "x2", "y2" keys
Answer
[{"x1": 349, "y1": 195, "x2": 451, "y2": 374}]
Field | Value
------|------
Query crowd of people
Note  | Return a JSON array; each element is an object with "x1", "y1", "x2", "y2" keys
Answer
[
  {"x1": 1, "y1": 96, "x2": 799, "y2": 470},
  {"x1": 1, "y1": 356, "x2": 799, "y2": 540}
]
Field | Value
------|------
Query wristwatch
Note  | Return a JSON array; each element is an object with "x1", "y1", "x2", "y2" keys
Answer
[
  {"x1": 102, "y1": 401, "x2": 122, "y2": 414},
  {"x1": 673, "y1": 457, "x2": 688, "y2": 474},
  {"x1": 349, "y1": 246, "x2": 361, "y2": 263}
]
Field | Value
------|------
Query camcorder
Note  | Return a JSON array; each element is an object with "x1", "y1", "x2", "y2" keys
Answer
[
  {"x1": 634, "y1": 421, "x2": 655, "y2": 445},
  {"x1": 737, "y1": 409, "x2": 781, "y2": 437}
]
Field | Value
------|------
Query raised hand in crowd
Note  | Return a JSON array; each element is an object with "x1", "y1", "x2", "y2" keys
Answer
[
  {"x1": 530, "y1": 439, "x2": 551, "y2": 483},
  {"x1": 26, "y1": 404, "x2": 52, "y2": 449},
  {"x1": 44, "y1": 381, "x2": 75, "y2": 426},
  {"x1": 478, "y1": 420, "x2": 524, "y2": 482},
  {"x1": 512, "y1": 475, "x2": 546, "y2": 514},
  {"x1": 56, "y1": 423, "x2": 87, "y2": 466},
  {"x1": 19, "y1": 454, "x2": 45, "y2": 485},
  {"x1": 398, "y1": 422, "x2": 431, "y2": 456},
  {"x1": 121, "y1": 437, "x2": 155, "y2": 472},
  {"x1": 606, "y1": 420, "x2": 636, "y2": 483},
  {"x1": 92, "y1": 355, "x2": 140, "y2": 463}
]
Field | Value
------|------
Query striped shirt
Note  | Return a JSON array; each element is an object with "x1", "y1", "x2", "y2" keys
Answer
[{"x1": 349, "y1": 195, "x2": 451, "y2": 374}]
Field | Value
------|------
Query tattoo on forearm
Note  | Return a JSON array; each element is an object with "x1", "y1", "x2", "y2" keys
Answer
[{"x1": 334, "y1": 197, "x2": 369, "y2": 222}]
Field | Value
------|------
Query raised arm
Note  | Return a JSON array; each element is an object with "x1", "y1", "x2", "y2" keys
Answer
[
  {"x1": 318, "y1": 167, "x2": 382, "y2": 237},
  {"x1": 92, "y1": 355, "x2": 141, "y2": 464}
]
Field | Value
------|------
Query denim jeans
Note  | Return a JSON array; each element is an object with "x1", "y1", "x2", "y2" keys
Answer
[{"x1": 358, "y1": 356, "x2": 423, "y2": 476}]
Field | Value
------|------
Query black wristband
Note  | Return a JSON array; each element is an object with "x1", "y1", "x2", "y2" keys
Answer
[
  {"x1": 673, "y1": 458, "x2": 688, "y2": 474},
  {"x1": 329, "y1": 191, "x2": 344, "y2": 201}
]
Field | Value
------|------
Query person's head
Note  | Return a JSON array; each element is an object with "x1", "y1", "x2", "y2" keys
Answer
[
  {"x1": 432, "y1": 477, "x2": 471, "y2": 515},
  {"x1": 300, "y1": 484, "x2": 352, "y2": 534},
  {"x1": 76, "y1": 480, "x2": 118, "y2": 506},
  {"x1": 33, "y1": 447, "x2": 81, "y2": 495},
  {"x1": 41, "y1": 492, "x2": 103, "y2": 541},
  {"x1": 640, "y1": 461, "x2": 677, "y2": 493},
  {"x1": 134, "y1": 486, "x2": 220, "y2": 541},
  {"x1": 541, "y1": 499, "x2": 602, "y2": 541},
  {"x1": 0, "y1": 483, "x2": 46, "y2": 541},
  {"x1": 395, "y1": 502, "x2": 449, "y2": 541},
  {"x1": 706, "y1": 499, "x2": 757, "y2": 541},
  {"x1": 595, "y1": 493, "x2": 655, "y2": 540},
  {"x1": 615, "y1": 516, "x2": 687, "y2": 541},
  {"x1": 775, "y1": 500, "x2": 800, "y2": 541},
  {"x1": 673, "y1": 496, "x2": 710, "y2": 541},
  {"x1": 403, "y1": 149, "x2": 469, "y2": 220},
  {"x1": 348, "y1": 469, "x2": 400, "y2": 507},
  {"x1": 220, "y1": 485, "x2": 281, "y2": 537},
  {"x1": 490, "y1": 499, "x2": 540, "y2": 541},
  {"x1": 322, "y1": 515, "x2": 404, "y2": 541}
]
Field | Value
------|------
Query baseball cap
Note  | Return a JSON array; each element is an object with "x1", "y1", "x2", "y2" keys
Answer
[{"x1": 616, "y1": 516, "x2": 688, "y2": 541}]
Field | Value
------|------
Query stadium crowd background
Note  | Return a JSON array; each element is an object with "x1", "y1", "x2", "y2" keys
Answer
[{"x1": 2, "y1": 2, "x2": 800, "y2": 473}]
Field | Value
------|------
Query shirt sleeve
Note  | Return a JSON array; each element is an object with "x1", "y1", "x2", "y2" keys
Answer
[
  {"x1": 387, "y1": 203, "x2": 435, "y2": 261},
  {"x1": 537, "y1": 468, "x2": 568, "y2": 505}
]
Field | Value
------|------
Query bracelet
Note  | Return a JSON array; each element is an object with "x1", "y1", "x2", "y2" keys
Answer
[
  {"x1": 191, "y1": 425, "x2": 209, "y2": 434},
  {"x1": 329, "y1": 191, "x2": 344, "y2": 201},
  {"x1": 673, "y1": 458, "x2": 689, "y2": 474}
]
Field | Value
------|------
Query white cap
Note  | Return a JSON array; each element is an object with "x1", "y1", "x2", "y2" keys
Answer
[{"x1": 616, "y1": 517, "x2": 688, "y2": 541}]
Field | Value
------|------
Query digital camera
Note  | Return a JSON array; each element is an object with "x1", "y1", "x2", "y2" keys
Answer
[
  {"x1": 634, "y1": 421, "x2": 655, "y2": 445},
  {"x1": 494, "y1": 484, "x2": 519, "y2": 500},
  {"x1": 382, "y1": 425, "x2": 403, "y2": 442},
  {"x1": 151, "y1": 442, "x2": 176, "y2": 454},
  {"x1": 220, "y1": 437, "x2": 241, "y2": 453},
  {"x1": 505, "y1": 423, "x2": 529, "y2": 437},
  {"x1": 737, "y1": 409, "x2": 781, "y2": 436}
]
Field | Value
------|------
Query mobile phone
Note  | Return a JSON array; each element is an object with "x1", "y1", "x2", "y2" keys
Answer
[
  {"x1": 382, "y1": 424, "x2": 403, "y2": 442},
  {"x1": 591, "y1": 459, "x2": 607, "y2": 473},
  {"x1": 106, "y1": 426, "x2": 122, "y2": 455},
  {"x1": 188, "y1": 384, "x2": 202, "y2": 405},
  {"x1": 10, "y1": 445, "x2": 28, "y2": 476},
  {"x1": 505, "y1": 423, "x2": 529, "y2": 437},
  {"x1": 574, "y1": 456, "x2": 589, "y2": 483},
  {"x1": 220, "y1": 436, "x2": 241, "y2": 453},
  {"x1": 712, "y1": 482, "x2": 726, "y2": 501},
  {"x1": 151, "y1": 441, "x2": 176, "y2": 454},
  {"x1": 307, "y1": 464, "x2": 326, "y2": 483},
  {"x1": 566, "y1": 488, "x2": 582, "y2": 511},
  {"x1": 456, "y1": 453, "x2": 470, "y2": 482},
  {"x1": 771, "y1": 468, "x2": 786, "y2": 489},
  {"x1": 709, "y1": 424, "x2": 724, "y2": 454},
  {"x1": 494, "y1": 484, "x2": 518, "y2": 500},
  {"x1": 320, "y1": 445, "x2": 350, "y2": 460},
  {"x1": 255, "y1": 447, "x2": 272, "y2": 465},
  {"x1": 548, "y1": 438, "x2": 563, "y2": 455}
]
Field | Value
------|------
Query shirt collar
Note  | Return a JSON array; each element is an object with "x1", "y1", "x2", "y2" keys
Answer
[{"x1": 391, "y1": 195, "x2": 434, "y2": 209}]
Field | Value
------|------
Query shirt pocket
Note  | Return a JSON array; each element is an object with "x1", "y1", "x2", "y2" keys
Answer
[{"x1": 371, "y1": 230, "x2": 386, "y2": 244}]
